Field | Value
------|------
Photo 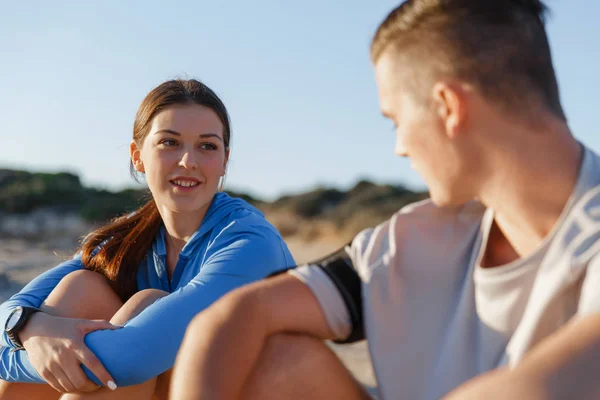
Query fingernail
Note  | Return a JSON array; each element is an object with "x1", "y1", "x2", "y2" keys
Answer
[{"x1": 107, "y1": 380, "x2": 117, "y2": 390}]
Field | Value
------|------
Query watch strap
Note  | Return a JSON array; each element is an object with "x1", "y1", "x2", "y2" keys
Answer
[{"x1": 6, "y1": 307, "x2": 40, "y2": 350}]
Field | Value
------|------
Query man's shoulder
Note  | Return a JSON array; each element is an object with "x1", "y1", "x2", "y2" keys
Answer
[
  {"x1": 545, "y1": 184, "x2": 600, "y2": 272},
  {"x1": 349, "y1": 199, "x2": 486, "y2": 276},
  {"x1": 397, "y1": 198, "x2": 486, "y2": 219}
]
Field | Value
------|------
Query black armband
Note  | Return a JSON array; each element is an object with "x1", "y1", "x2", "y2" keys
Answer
[
  {"x1": 265, "y1": 245, "x2": 365, "y2": 343},
  {"x1": 311, "y1": 245, "x2": 364, "y2": 343}
]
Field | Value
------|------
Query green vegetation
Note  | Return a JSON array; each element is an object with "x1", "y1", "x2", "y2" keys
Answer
[
  {"x1": 267, "y1": 180, "x2": 428, "y2": 235},
  {"x1": 0, "y1": 169, "x2": 427, "y2": 235},
  {"x1": 0, "y1": 169, "x2": 146, "y2": 222}
]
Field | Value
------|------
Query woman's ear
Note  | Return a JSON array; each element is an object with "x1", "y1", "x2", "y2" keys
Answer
[
  {"x1": 130, "y1": 141, "x2": 145, "y2": 173},
  {"x1": 222, "y1": 148, "x2": 230, "y2": 176}
]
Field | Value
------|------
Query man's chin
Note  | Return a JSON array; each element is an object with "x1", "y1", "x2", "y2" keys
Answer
[{"x1": 429, "y1": 191, "x2": 470, "y2": 209}]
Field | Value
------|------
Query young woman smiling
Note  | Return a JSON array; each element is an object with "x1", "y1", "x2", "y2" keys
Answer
[{"x1": 0, "y1": 79, "x2": 294, "y2": 400}]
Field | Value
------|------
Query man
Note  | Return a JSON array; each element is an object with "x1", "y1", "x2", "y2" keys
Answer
[{"x1": 170, "y1": 1, "x2": 600, "y2": 399}]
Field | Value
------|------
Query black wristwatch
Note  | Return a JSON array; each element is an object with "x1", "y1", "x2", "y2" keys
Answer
[{"x1": 4, "y1": 306, "x2": 40, "y2": 350}]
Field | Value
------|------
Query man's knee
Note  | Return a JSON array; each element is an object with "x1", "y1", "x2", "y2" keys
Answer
[
  {"x1": 110, "y1": 289, "x2": 169, "y2": 325},
  {"x1": 244, "y1": 334, "x2": 369, "y2": 400},
  {"x1": 263, "y1": 333, "x2": 330, "y2": 366},
  {"x1": 247, "y1": 334, "x2": 337, "y2": 391}
]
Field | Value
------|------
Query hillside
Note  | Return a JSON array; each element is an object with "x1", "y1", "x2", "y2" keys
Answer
[{"x1": 0, "y1": 169, "x2": 427, "y2": 251}]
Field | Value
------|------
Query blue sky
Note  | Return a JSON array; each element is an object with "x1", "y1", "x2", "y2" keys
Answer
[{"x1": 1, "y1": 1, "x2": 599, "y2": 200}]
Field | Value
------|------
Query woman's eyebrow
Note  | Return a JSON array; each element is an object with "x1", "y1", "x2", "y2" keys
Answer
[{"x1": 153, "y1": 129, "x2": 223, "y2": 141}]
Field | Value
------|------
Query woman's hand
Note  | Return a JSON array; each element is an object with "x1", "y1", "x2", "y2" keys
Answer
[{"x1": 20, "y1": 312, "x2": 121, "y2": 394}]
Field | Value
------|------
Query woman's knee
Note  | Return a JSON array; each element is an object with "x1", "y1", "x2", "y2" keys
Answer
[
  {"x1": 0, "y1": 379, "x2": 60, "y2": 400},
  {"x1": 41, "y1": 270, "x2": 122, "y2": 320},
  {"x1": 110, "y1": 289, "x2": 169, "y2": 325},
  {"x1": 124, "y1": 289, "x2": 170, "y2": 309}
]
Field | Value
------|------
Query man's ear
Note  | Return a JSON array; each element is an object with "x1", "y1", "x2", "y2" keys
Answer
[
  {"x1": 130, "y1": 141, "x2": 145, "y2": 173},
  {"x1": 432, "y1": 81, "x2": 468, "y2": 140}
]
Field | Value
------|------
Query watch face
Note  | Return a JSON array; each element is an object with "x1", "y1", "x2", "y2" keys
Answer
[{"x1": 6, "y1": 307, "x2": 23, "y2": 331}]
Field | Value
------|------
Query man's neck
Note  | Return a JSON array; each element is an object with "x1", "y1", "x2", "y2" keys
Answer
[{"x1": 478, "y1": 126, "x2": 582, "y2": 264}]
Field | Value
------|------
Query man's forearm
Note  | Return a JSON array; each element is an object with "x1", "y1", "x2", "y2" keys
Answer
[
  {"x1": 443, "y1": 368, "x2": 549, "y2": 400},
  {"x1": 446, "y1": 313, "x2": 600, "y2": 399}
]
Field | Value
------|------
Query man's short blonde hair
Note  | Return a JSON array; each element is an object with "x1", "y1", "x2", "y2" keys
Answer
[{"x1": 371, "y1": 0, "x2": 566, "y2": 121}]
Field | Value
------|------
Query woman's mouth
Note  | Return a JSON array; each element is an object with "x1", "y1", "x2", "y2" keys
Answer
[{"x1": 170, "y1": 179, "x2": 201, "y2": 189}]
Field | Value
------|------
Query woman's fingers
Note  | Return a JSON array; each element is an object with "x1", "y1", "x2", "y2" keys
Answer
[
  {"x1": 75, "y1": 346, "x2": 117, "y2": 391},
  {"x1": 47, "y1": 363, "x2": 75, "y2": 393},
  {"x1": 24, "y1": 317, "x2": 123, "y2": 393},
  {"x1": 79, "y1": 319, "x2": 122, "y2": 335},
  {"x1": 63, "y1": 356, "x2": 99, "y2": 393},
  {"x1": 76, "y1": 319, "x2": 120, "y2": 390},
  {"x1": 39, "y1": 368, "x2": 64, "y2": 393}
]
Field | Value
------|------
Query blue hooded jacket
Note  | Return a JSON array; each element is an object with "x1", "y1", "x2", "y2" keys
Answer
[{"x1": 0, "y1": 193, "x2": 295, "y2": 386}]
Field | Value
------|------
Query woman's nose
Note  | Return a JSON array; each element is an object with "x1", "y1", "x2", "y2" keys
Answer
[{"x1": 178, "y1": 150, "x2": 199, "y2": 170}]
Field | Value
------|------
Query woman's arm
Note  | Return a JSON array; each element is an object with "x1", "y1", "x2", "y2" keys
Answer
[
  {"x1": 0, "y1": 256, "x2": 86, "y2": 383},
  {"x1": 75, "y1": 224, "x2": 292, "y2": 387},
  {"x1": 0, "y1": 256, "x2": 84, "y2": 348}
]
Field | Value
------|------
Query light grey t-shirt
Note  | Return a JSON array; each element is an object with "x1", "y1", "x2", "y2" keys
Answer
[{"x1": 291, "y1": 145, "x2": 600, "y2": 400}]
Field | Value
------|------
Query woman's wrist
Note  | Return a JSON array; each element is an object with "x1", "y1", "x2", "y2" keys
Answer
[{"x1": 19, "y1": 311, "x2": 49, "y2": 345}]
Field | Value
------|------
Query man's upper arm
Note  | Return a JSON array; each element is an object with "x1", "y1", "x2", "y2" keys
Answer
[
  {"x1": 255, "y1": 273, "x2": 338, "y2": 340},
  {"x1": 270, "y1": 244, "x2": 364, "y2": 343}
]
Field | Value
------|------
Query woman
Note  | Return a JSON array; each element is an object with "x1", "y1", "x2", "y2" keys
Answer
[{"x1": 0, "y1": 79, "x2": 294, "y2": 399}]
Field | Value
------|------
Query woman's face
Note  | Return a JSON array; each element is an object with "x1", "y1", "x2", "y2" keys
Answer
[{"x1": 130, "y1": 104, "x2": 228, "y2": 216}]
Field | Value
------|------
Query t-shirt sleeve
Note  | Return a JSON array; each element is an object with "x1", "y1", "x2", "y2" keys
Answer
[
  {"x1": 578, "y1": 253, "x2": 600, "y2": 316},
  {"x1": 289, "y1": 243, "x2": 365, "y2": 344}
]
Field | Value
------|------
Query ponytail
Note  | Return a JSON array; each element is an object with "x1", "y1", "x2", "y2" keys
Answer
[{"x1": 80, "y1": 199, "x2": 162, "y2": 302}]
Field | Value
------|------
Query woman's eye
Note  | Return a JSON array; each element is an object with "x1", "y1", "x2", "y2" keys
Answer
[
  {"x1": 200, "y1": 143, "x2": 218, "y2": 151},
  {"x1": 160, "y1": 139, "x2": 178, "y2": 147}
]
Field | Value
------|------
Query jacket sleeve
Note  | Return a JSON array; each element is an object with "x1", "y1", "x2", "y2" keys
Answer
[
  {"x1": 0, "y1": 222, "x2": 293, "y2": 385},
  {"x1": 0, "y1": 255, "x2": 85, "y2": 348},
  {"x1": 79, "y1": 221, "x2": 293, "y2": 386},
  {"x1": 0, "y1": 256, "x2": 84, "y2": 382}
]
